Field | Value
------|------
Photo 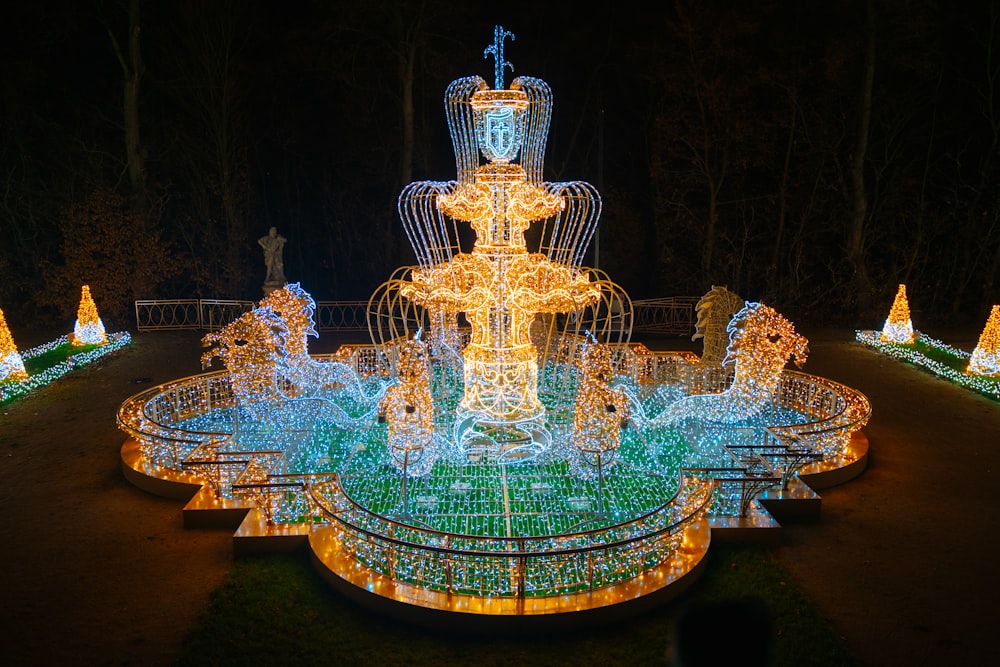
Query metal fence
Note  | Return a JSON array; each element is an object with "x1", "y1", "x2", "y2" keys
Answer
[
  {"x1": 135, "y1": 296, "x2": 697, "y2": 335},
  {"x1": 135, "y1": 299, "x2": 370, "y2": 332},
  {"x1": 631, "y1": 296, "x2": 700, "y2": 335}
]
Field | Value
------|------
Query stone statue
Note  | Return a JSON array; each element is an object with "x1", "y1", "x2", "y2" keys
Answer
[{"x1": 258, "y1": 226, "x2": 287, "y2": 288}]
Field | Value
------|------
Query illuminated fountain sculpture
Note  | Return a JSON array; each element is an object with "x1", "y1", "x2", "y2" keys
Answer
[
  {"x1": 391, "y1": 27, "x2": 604, "y2": 462},
  {"x1": 118, "y1": 28, "x2": 872, "y2": 626}
]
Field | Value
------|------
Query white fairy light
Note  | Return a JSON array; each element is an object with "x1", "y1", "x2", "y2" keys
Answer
[
  {"x1": 72, "y1": 285, "x2": 108, "y2": 346},
  {"x1": 880, "y1": 284, "x2": 915, "y2": 345},
  {"x1": 968, "y1": 305, "x2": 1000, "y2": 377}
]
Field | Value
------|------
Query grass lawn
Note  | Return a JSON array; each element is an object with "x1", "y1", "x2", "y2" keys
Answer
[
  {"x1": 21, "y1": 340, "x2": 100, "y2": 374},
  {"x1": 176, "y1": 542, "x2": 856, "y2": 666}
]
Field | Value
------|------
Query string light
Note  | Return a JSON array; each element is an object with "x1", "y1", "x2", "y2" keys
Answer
[
  {"x1": 71, "y1": 285, "x2": 108, "y2": 346},
  {"x1": 968, "y1": 305, "x2": 1000, "y2": 377},
  {"x1": 880, "y1": 284, "x2": 915, "y2": 344}
]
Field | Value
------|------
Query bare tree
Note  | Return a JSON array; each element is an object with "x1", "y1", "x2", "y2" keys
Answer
[{"x1": 105, "y1": 0, "x2": 146, "y2": 202}]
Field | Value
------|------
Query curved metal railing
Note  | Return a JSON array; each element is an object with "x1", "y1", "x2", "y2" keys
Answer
[
  {"x1": 119, "y1": 360, "x2": 869, "y2": 489},
  {"x1": 308, "y1": 471, "x2": 713, "y2": 597}
]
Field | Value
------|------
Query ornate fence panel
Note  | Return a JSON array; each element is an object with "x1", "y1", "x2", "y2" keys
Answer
[
  {"x1": 200, "y1": 300, "x2": 256, "y2": 331},
  {"x1": 134, "y1": 300, "x2": 202, "y2": 330},
  {"x1": 135, "y1": 299, "x2": 254, "y2": 331},
  {"x1": 314, "y1": 301, "x2": 369, "y2": 331},
  {"x1": 632, "y1": 297, "x2": 699, "y2": 335}
]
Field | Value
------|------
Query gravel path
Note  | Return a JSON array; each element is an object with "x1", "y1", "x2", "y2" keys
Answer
[
  {"x1": 1, "y1": 328, "x2": 996, "y2": 665},
  {"x1": 775, "y1": 327, "x2": 1000, "y2": 666}
]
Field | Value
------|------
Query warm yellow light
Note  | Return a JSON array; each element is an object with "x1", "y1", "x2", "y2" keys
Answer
[
  {"x1": 880, "y1": 283, "x2": 915, "y2": 344},
  {"x1": 258, "y1": 283, "x2": 316, "y2": 359},
  {"x1": 0, "y1": 308, "x2": 28, "y2": 383},
  {"x1": 377, "y1": 335, "x2": 436, "y2": 476},
  {"x1": 571, "y1": 340, "x2": 631, "y2": 475},
  {"x1": 692, "y1": 285, "x2": 745, "y2": 367},
  {"x1": 968, "y1": 305, "x2": 1000, "y2": 376},
  {"x1": 201, "y1": 308, "x2": 285, "y2": 416},
  {"x1": 71, "y1": 285, "x2": 107, "y2": 346}
]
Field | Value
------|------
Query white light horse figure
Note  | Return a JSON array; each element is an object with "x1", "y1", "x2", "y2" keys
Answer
[
  {"x1": 649, "y1": 302, "x2": 808, "y2": 426},
  {"x1": 259, "y1": 283, "x2": 388, "y2": 423}
]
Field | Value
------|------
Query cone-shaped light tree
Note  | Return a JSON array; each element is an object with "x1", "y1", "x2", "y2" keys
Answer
[
  {"x1": 0, "y1": 308, "x2": 28, "y2": 382},
  {"x1": 880, "y1": 284, "x2": 915, "y2": 344},
  {"x1": 71, "y1": 285, "x2": 108, "y2": 346},
  {"x1": 967, "y1": 305, "x2": 1000, "y2": 377}
]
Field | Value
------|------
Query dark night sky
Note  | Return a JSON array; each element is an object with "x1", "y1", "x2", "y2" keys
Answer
[{"x1": 2, "y1": 1, "x2": 998, "y2": 329}]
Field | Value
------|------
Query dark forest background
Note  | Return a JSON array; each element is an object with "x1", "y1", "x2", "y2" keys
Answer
[{"x1": 2, "y1": 0, "x2": 999, "y2": 333}]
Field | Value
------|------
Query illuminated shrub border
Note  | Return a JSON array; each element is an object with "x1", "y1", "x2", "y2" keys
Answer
[
  {"x1": 855, "y1": 330, "x2": 1000, "y2": 401},
  {"x1": 0, "y1": 332, "x2": 131, "y2": 405}
]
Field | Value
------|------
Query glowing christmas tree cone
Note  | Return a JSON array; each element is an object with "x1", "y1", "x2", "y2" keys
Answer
[
  {"x1": 967, "y1": 305, "x2": 1000, "y2": 376},
  {"x1": 71, "y1": 285, "x2": 108, "y2": 346},
  {"x1": 880, "y1": 283, "x2": 915, "y2": 344},
  {"x1": 0, "y1": 308, "x2": 29, "y2": 382}
]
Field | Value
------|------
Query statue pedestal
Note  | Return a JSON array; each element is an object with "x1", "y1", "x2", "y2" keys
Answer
[{"x1": 262, "y1": 281, "x2": 285, "y2": 297}]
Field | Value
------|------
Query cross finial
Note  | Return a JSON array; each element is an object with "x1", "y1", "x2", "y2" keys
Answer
[{"x1": 483, "y1": 25, "x2": 515, "y2": 90}]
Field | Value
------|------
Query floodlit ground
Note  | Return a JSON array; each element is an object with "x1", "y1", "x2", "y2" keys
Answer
[{"x1": 1, "y1": 328, "x2": 998, "y2": 666}]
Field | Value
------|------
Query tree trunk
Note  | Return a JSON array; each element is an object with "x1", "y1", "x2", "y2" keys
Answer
[
  {"x1": 770, "y1": 90, "x2": 797, "y2": 280},
  {"x1": 399, "y1": 32, "x2": 416, "y2": 191},
  {"x1": 845, "y1": 0, "x2": 876, "y2": 311},
  {"x1": 108, "y1": 0, "x2": 146, "y2": 202},
  {"x1": 125, "y1": 0, "x2": 144, "y2": 198}
]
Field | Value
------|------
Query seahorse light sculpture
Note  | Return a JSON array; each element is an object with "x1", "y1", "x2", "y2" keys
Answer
[
  {"x1": 260, "y1": 284, "x2": 386, "y2": 408},
  {"x1": 377, "y1": 334, "x2": 437, "y2": 477},
  {"x1": 201, "y1": 307, "x2": 291, "y2": 422},
  {"x1": 649, "y1": 303, "x2": 808, "y2": 425},
  {"x1": 570, "y1": 337, "x2": 632, "y2": 478},
  {"x1": 692, "y1": 285, "x2": 745, "y2": 368},
  {"x1": 258, "y1": 282, "x2": 317, "y2": 359},
  {"x1": 393, "y1": 26, "x2": 602, "y2": 461},
  {"x1": 968, "y1": 304, "x2": 1000, "y2": 377}
]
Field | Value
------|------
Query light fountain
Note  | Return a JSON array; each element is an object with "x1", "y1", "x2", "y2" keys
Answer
[{"x1": 118, "y1": 28, "x2": 871, "y2": 627}]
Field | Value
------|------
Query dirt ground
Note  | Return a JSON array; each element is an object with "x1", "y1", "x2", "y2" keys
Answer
[{"x1": 2, "y1": 327, "x2": 998, "y2": 666}]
